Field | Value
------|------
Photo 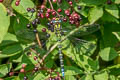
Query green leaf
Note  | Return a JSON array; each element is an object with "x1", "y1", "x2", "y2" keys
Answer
[
  {"x1": 32, "y1": 73, "x2": 46, "y2": 80},
  {"x1": 105, "y1": 4, "x2": 119, "y2": 18},
  {"x1": 0, "y1": 33, "x2": 18, "y2": 48},
  {"x1": 65, "y1": 66, "x2": 83, "y2": 75},
  {"x1": 65, "y1": 75, "x2": 76, "y2": 80},
  {"x1": 0, "y1": 44, "x2": 23, "y2": 58},
  {"x1": 101, "y1": 11, "x2": 119, "y2": 23},
  {"x1": 94, "y1": 71, "x2": 109, "y2": 80},
  {"x1": 109, "y1": 75, "x2": 116, "y2": 80},
  {"x1": 99, "y1": 47, "x2": 118, "y2": 61},
  {"x1": 81, "y1": 74, "x2": 93, "y2": 80},
  {"x1": 88, "y1": 6, "x2": 103, "y2": 24},
  {"x1": 115, "y1": 0, "x2": 120, "y2": 4},
  {"x1": 63, "y1": 44, "x2": 99, "y2": 71},
  {"x1": 0, "y1": 4, "x2": 10, "y2": 44},
  {"x1": 11, "y1": 0, "x2": 35, "y2": 20},
  {"x1": 0, "y1": 63, "x2": 12, "y2": 78},
  {"x1": 81, "y1": 0, "x2": 106, "y2": 6}
]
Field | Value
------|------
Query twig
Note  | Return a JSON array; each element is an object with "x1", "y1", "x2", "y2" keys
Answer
[
  {"x1": 48, "y1": 0, "x2": 62, "y2": 17},
  {"x1": 48, "y1": 0, "x2": 54, "y2": 10},
  {"x1": 36, "y1": 33, "x2": 42, "y2": 48},
  {"x1": 39, "y1": 24, "x2": 98, "y2": 64}
]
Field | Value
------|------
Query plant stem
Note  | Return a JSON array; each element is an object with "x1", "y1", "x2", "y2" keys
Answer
[{"x1": 36, "y1": 33, "x2": 42, "y2": 49}]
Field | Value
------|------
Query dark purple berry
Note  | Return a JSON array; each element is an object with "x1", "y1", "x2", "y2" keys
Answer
[
  {"x1": 77, "y1": 6, "x2": 82, "y2": 10},
  {"x1": 34, "y1": 67, "x2": 39, "y2": 72},
  {"x1": 33, "y1": 29, "x2": 38, "y2": 33},
  {"x1": 46, "y1": 34, "x2": 50, "y2": 38},
  {"x1": 27, "y1": 24, "x2": 31, "y2": 28},
  {"x1": 107, "y1": 0, "x2": 112, "y2": 5},
  {"x1": 24, "y1": 76, "x2": 28, "y2": 80},
  {"x1": 31, "y1": 8, "x2": 35, "y2": 13}
]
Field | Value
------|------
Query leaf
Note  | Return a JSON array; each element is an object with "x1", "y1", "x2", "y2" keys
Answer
[
  {"x1": 99, "y1": 47, "x2": 118, "y2": 61},
  {"x1": 64, "y1": 66, "x2": 83, "y2": 75},
  {"x1": 94, "y1": 71, "x2": 109, "y2": 80},
  {"x1": 63, "y1": 44, "x2": 99, "y2": 71},
  {"x1": 0, "y1": 63, "x2": 12, "y2": 78},
  {"x1": 65, "y1": 75, "x2": 76, "y2": 80},
  {"x1": 101, "y1": 11, "x2": 119, "y2": 23},
  {"x1": 0, "y1": 33, "x2": 18, "y2": 48},
  {"x1": 0, "y1": 44, "x2": 23, "y2": 58},
  {"x1": 11, "y1": 0, "x2": 35, "y2": 20},
  {"x1": 88, "y1": 6, "x2": 103, "y2": 24},
  {"x1": 81, "y1": 0, "x2": 106, "y2": 6},
  {"x1": 0, "y1": 4, "x2": 10, "y2": 44},
  {"x1": 109, "y1": 75, "x2": 116, "y2": 80},
  {"x1": 81, "y1": 74, "x2": 93, "y2": 80},
  {"x1": 105, "y1": 4, "x2": 119, "y2": 18},
  {"x1": 115, "y1": 0, "x2": 120, "y2": 4}
]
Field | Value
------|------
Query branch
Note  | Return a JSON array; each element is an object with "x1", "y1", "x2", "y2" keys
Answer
[{"x1": 35, "y1": 33, "x2": 42, "y2": 49}]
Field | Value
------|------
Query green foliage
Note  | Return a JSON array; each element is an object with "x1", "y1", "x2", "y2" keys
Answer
[{"x1": 0, "y1": 0, "x2": 120, "y2": 80}]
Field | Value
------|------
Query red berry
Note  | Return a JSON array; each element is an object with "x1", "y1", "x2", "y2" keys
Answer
[
  {"x1": 9, "y1": 72, "x2": 14, "y2": 76},
  {"x1": 63, "y1": 18, "x2": 67, "y2": 22},
  {"x1": 53, "y1": 0, "x2": 57, "y2": 3},
  {"x1": 20, "y1": 68, "x2": 25, "y2": 73},
  {"x1": 0, "y1": 0, "x2": 3, "y2": 3},
  {"x1": 52, "y1": 11, "x2": 56, "y2": 16},
  {"x1": 57, "y1": 8, "x2": 62, "y2": 13},
  {"x1": 34, "y1": 56, "x2": 38, "y2": 61},
  {"x1": 15, "y1": 1, "x2": 20, "y2": 6},
  {"x1": 45, "y1": 13, "x2": 50, "y2": 18},
  {"x1": 40, "y1": 13, "x2": 44, "y2": 18},
  {"x1": 22, "y1": 64, "x2": 26, "y2": 68},
  {"x1": 69, "y1": 1, "x2": 72, "y2": 5},
  {"x1": 64, "y1": 10, "x2": 70, "y2": 14},
  {"x1": 27, "y1": 8, "x2": 31, "y2": 12},
  {"x1": 42, "y1": 28, "x2": 46, "y2": 32},
  {"x1": 69, "y1": 16, "x2": 73, "y2": 20},
  {"x1": 52, "y1": 17, "x2": 56, "y2": 20},
  {"x1": 41, "y1": 5, "x2": 45, "y2": 9},
  {"x1": 73, "y1": 13, "x2": 78, "y2": 17},
  {"x1": 47, "y1": 9, "x2": 51, "y2": 13},
  {"x1": 66, "y1": 13, "x2": 70, "y2": 16}
]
